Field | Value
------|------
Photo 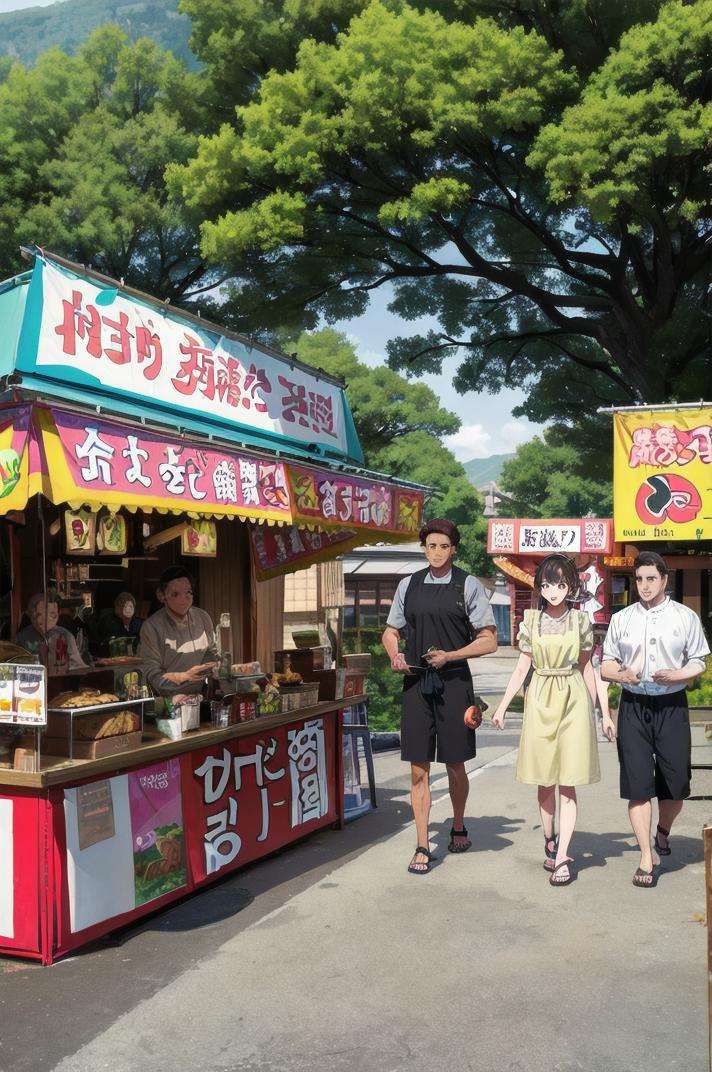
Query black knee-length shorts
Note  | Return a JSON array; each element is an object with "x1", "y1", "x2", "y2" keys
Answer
[
  {"x1": 401, "y1": 666, "x2": 476, "y2": 765},
  {"x1": 617, "y1": 689, "x2": 691, "y2": 801}
]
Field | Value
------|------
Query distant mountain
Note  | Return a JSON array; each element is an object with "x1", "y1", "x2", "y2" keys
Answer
[
  {"x1": 0, "y1": 0, "x2": 195, "y2": 67},
  {"x1": 463, "y1": 453, "x2": 513, "y2": 488}
]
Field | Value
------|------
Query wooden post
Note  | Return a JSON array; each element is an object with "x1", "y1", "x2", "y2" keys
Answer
[{"x1": 705, "y1": 824, "x2": 712, "y2": 1072}]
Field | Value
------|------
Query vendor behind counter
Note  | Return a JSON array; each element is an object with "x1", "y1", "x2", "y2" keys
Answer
[{"x1": 138, "y1": 567, "x2": 218, "y2": 697}]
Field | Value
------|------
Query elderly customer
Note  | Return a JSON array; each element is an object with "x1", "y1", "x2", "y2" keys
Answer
[
  {"x1": 16, "y1": 593, "x2": 88, "y2": 671},
  {"x1": 138, "y1": 567, "x2": 218, "y2": 698}
]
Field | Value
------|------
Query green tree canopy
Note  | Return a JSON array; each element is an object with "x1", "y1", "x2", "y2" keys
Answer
[
  {"x1": 293, "y1": 329, "x2": 490, "y2": 573},
  {"x1": 0, "y1": 26, "x2": 218, "y2": 301},
  {"x1": 170, "y1": 0, "x2": 712, "y2": 421},
  {"x1": 498, "y1": 430, "x2": 612, "y2": 519}
]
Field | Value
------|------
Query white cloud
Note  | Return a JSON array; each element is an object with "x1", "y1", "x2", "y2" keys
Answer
[
  {"x1": 499, "y1": 420, "x2": 540, "y2": 452},
  {"x1": 444, "y1": 424, "x2": 492, "y2": 461}
]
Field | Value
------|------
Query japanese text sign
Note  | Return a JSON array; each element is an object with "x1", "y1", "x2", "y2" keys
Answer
[
  {"x1": 181, "y1": 716, "x2": 336, "y2": 884},
  {"x1": 487, "y1": 518, "x2": 613, "y2": 556},
  {"x1": 250, "y1": 523, "x2": 360, "y2": 580},
  {"x1": 613, "y1": 406, "x2": 712, "y2": 541},
  {"x1": 287, "y1": 463, "x2": 423, "y2": 536},
  {"x1": 19, "y1": 258, "x2": 351, "y2": 456},
  {"x1": 40, "y1": 406, "x2": 292, "y2": 521}
]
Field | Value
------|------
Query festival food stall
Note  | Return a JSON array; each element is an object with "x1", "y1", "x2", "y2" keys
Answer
[{"x1": 0, "y1": 250, "x2": 425, "y2": 964}]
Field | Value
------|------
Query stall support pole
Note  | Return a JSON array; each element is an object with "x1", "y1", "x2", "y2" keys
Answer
[
  {"x1": 334, "y1": 706, "x2": 346, "y2": 830},
  {"x1": 40, "y1": 794, "x2": 56, "y2": 966},
  {"x1": 705, "y1": 825, "x2": 712, "y2": 1072}
]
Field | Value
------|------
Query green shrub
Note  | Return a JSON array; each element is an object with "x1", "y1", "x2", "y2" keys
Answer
[
  {"x1": 342, "y1": 627, "x2": 402, "y2": 732},
  {"x1": 688, "y1": 656, "x2": 712, "y2": 707}
]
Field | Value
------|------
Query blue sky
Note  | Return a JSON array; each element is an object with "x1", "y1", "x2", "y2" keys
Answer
[
  {"x1": 335, "y1": 284, "x2": 541, "y2": 461},
  {"x1": 0, "y1": 0, "x2": 60, "y2": 10},
  {"x1": 1, "y1": 0, "x2": 544, "y2": 460}
]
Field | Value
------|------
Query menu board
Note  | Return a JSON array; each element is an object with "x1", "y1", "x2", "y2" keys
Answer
[{"x1": 0, "y1": 664, "x2": 47, "y2": 726}]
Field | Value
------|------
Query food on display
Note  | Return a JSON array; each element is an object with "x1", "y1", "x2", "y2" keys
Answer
[
  {"x1": 270, "y1": 668, "x2": 302, "y2": 686},
  {"x1": 230, "y1": 661, "x2": 262, "y2": 676},
  {"x1": 51, "y1": 689, "x2": 119, "y2": 708}
]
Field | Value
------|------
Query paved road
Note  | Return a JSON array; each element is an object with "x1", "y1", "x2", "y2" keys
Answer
[{"x1": 1, "y1": 721, "x2": 709, "y2": 1072}]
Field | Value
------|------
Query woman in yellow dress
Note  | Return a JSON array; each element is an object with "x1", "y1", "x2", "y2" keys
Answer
[{"x1": 491, "y1": 555, "x2": 600, "y2": 887}]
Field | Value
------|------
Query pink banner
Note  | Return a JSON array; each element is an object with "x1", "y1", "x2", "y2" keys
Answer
[
  {"x1": 287, "y1": 463, "x2": 423, "y2": 535},
  {"x1": 47, "y1": 407, "x2": 292, "y2": 519},
  {"x1": 250, "y1": 523, "x2": 358, "y2": 580}
]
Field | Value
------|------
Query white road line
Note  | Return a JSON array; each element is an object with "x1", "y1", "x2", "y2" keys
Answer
[{"x1": 428, "y1": 747, "x2": 518, "y2": 798}]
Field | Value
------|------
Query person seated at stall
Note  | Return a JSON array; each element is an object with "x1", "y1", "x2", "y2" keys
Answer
[
  {"x1": 97, "y1": 592, "x2": 144, "y2": 654},
  {"x1": 138, "y1": 567, "x2": 218, "y2": 698},
  {"x1": 16, "y1": 593, "x2": 88, "y2": 671}
]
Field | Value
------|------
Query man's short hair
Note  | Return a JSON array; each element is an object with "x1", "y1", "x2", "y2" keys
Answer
[
  {"x1": 419, "y1": 518, "x2": 461, "y2": 548},
  {"x1": 157, "y1": 566, "x2": 195, "y2": 593},
  {"x1": 27, "y1": 592, "x2": 58, "y2": 616},
  {"x1": 633, "y1": 551, "x2": 668, "y2": 577}
]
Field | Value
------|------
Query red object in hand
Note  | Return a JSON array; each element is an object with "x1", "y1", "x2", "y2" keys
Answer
[{"x1": 464, "y1": 704, "x2": 483, "y2": 730}]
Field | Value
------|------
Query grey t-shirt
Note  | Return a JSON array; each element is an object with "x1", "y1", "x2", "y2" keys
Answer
[{"x1": 386, "y1": 571, "x2": 496, "y2": 633}]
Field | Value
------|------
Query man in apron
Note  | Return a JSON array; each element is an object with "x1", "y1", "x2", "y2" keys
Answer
[{"x1": 382, "y1": 519, "x2": 498, "y2": 874}]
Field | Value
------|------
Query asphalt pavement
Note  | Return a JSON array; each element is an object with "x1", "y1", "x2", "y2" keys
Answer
[{"x1": 0, "y1": 707, "x2": 709, "y2": 1072}]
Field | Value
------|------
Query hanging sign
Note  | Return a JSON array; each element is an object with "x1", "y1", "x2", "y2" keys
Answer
[
  {"x1": 39, "y1": 406, "x2": 292, "y2": 522},
  {"x1": 613, "y1": 406, "x2": 712, "y2": 541},
  {"x1": 286, "y1": 463, "x2": 423, "y2": 536},
  {"x1": 250, "y1": 523, "x2": 361, "y2": 580},
  {"x1": 18, "y1": 257, "x2": 352, "y2": 456},
  {"x1": 488, "y1": 518, "x2": 613, "y2": 556}
]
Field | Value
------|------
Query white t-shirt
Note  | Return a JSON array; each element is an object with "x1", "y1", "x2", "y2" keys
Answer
[{"x1": 602, "y1": 597, "x2": 709, "y2": 696}]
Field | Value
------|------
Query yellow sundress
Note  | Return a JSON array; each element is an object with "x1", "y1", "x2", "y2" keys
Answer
[{"x1": 515, "y1": 608, "x2": 600, "y2": 787}]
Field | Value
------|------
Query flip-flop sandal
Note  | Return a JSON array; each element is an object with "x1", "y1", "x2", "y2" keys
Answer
[
  {"x1": 632, "y1": 867, "x2": 655, "y2": 888},
  {"x1": 654, "y1": 824, "x2": 671, "y2": 857},
  {"x1": 408, "y1": 846, "x2": 435, "y2": 875},
  {"x1": 448, "y1": 824, "x2": 472, "y2": 853},
  {"x1": 549, "y1": 859, "x2": 574, "y2": 887},
  {"x1": 544, "y1": 834, "x2": 558, "y2": 872}
]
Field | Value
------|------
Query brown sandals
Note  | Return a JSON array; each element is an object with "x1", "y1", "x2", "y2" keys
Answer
[
  {"x1": 654, "y1": 824, "x2": 672, "y2": 857},
  {"x1": 632, "y1": 867, "x2": 655, "y2": 888},
  {"x1": 549, "y1": 858, "x2": 574, "y2": 887},
  {"x1": 408, "y1": 847, "x2": 435, "y2": 875}
]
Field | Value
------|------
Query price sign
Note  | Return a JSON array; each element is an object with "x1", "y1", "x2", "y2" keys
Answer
[{"x1": 0, "y1": 664, "x2": 47, "y2": 726}]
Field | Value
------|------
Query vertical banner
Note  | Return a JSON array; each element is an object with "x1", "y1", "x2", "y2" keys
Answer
[
  {"x1": 181, "y1": 715, "x2": 337, "y2": 884},
  {"x1": 613, "y1": 406, "x2": 711, "y2": 541},
  {"x1": 128, "y1": 761, "x2": 186, "y2": 907}
]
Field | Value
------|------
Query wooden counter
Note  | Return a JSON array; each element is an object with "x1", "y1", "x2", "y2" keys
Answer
[{"x1": 1, "y1": 695, "x2": 367, "y2": 789}]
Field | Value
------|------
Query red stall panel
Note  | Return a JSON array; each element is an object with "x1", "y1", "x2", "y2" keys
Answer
[{"x1": 182, "y1": 714, "x2": 338, "y2": 885}]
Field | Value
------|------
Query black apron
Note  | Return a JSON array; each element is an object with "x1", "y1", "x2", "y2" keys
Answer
[{"x1": 400, "y1": 567, "x2": 477, "y2": 764}]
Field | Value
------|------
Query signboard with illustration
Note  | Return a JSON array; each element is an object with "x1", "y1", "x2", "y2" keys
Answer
[
  {"x1": 17, "y1": 257, "x2": 354, "y2": 458},
  {"x1": 250, "y1": 523, "x2": 360, "y2": 580},
  {"x1": 613, "y1": 406, "x2": 712, "y2": 541}
]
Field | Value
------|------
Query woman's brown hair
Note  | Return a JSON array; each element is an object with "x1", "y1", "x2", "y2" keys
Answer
[{"x1": 533, "y1": 554, "x2": 582, "y2": 604}]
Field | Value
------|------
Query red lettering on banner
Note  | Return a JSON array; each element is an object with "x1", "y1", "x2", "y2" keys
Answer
[{"x1": 55, "y1": 289, "x2": 102, "y2": 358}]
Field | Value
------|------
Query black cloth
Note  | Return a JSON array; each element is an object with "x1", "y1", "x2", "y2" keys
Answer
[
  {"x1": 401, "y1": 666, "x2": 476, "y2": 764},
  {"x1": 617, "y1": 689, "x2": 691, "y2": 801},
  {"x1": 400, "y1": 567, "x2": 476, "y2": 764}
]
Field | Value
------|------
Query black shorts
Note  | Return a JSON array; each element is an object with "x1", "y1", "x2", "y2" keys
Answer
[
  {"x1": 617, "y1": 689, "x2": 691, "y2": 801},
  {"x1": 401, "y1": 666, "x2": 476, "y2": 765}
]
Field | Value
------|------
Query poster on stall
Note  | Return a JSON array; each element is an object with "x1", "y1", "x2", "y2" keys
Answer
[
  {"x1": 181, "y1": 716, "x2": 337, "y2": 884},
  {"x1": 64, "y1": 760, "x2": 187, "y2": 932},
  {"x1": 613, "y1": 405, "x2": 712, "y2": 541},
  {"x1": 128, "y1": 760, "x2": 186, "y2": 907}
]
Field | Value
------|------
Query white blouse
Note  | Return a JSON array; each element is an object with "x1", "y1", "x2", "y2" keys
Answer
[{"x1": 602, "y1": 598, "x2": 709, "y2": 696}]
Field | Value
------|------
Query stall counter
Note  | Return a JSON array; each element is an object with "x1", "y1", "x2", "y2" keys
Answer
[{"x1": 0, "y1": 697, "x2": 365, "y2": 965}]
